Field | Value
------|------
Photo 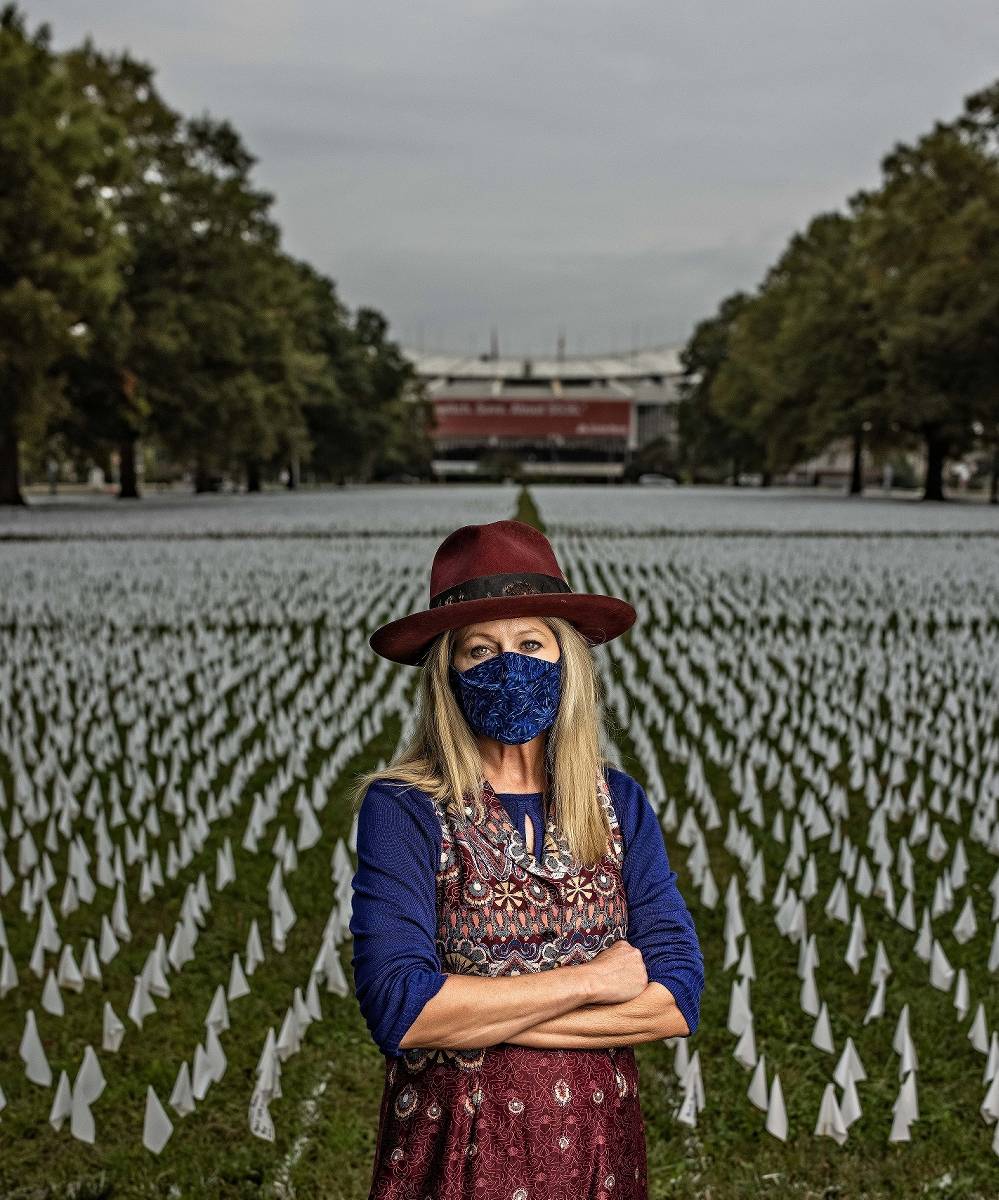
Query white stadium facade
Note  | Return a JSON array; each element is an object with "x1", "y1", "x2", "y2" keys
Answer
[{"x1": 402, "y1": 347, "x2": 685, "y2": 481}]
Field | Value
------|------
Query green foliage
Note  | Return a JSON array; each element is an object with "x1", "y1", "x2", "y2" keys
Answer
[
  {"x1": 677, "y1": 292, "x2": 768, "y2": 483},
  {"x1": 851, "y1": 89, "x2": 999, "y2": 497},
  {"x1": 0, "y1": 3, "x2": 426, "y2": 503},
  {"x1": 0, "y1": 4, "x2": 130, "y2": 502},
  {"x1": 680, "y1": 77, "x2": 999, "y2": 501},
  {"x1": 626, "y1": 436, "x2": 681, "y2": 482}
]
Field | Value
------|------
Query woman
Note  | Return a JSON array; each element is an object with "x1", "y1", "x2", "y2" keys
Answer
[{"x1": 350, "y1": 518, "x2": 704, "y2": 1200}]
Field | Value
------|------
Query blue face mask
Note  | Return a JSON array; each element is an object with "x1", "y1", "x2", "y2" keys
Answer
[{"x1": 449, "y1": 650, "x2": 563, "y2": 746}]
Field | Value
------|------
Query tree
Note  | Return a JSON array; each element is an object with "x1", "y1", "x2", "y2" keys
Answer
[
  {"x1": 677, "y1": 292, "x2": 767, "y2": 484},
  {"x1": 712, "y1": 284, "x2": 809, "y2": 485},
  {"x1": 265, "y1": 255, "x2": 347, "y2": 490},
  {"x1": 6, "y1": 8, "x2": 435, "y2": 499},
  {"x1": 353, "y1": 306, "x2": 431, "y2": 481},
  {"x1": 298, "y1": 293, "x2": 431, "y2": 484},
  {"x1": 764, "y1": 212, "x2": 889, "y2": 495},
  {"x1": 281, "y1": 260, "x2": 369, "y2": 486},
  {"x1": 54, "y1": 41, "x2": 184, "y2": 498},
  {"x1": 703, "y1": 216, "x2": 890, "y2": 492},
  {"x1": 955, "y1": 82, "x2": 999, "y2": 503},
  {"x1": 852, "y1": 93, "x2": 999, "y2": 500},
  {"x1": 128, "y1": 112, "x2": 302, "y2": 491},
  {"x1": 0, "y1": 5, "x2": 128, "y2": 504}
]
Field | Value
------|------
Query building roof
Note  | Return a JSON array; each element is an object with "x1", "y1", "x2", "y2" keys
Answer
[{"x1": 402, "y1": 346, "x2": 684, "y2": 382}]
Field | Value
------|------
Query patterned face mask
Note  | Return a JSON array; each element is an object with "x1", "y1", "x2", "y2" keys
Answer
[{"x1": 449, "y1": 649, "x2": 563, "y2": 745}]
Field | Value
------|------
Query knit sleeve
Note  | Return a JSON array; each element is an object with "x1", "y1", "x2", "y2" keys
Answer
[
  {"x1": 349, "y1": 780, "x2": 449, "y2": 1057},
  {"x1": 606, "y1": 767, "x2": 705, "y2": 1036}
]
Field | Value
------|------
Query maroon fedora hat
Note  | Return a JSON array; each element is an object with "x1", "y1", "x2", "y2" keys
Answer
[{"x1": 368, "y1": 519, "x2": 637, "y2": 667}]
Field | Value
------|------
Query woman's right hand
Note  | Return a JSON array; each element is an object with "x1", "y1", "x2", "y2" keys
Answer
[{"x1": 580, "y1": 938, "x2": 648, "y2": 1004}]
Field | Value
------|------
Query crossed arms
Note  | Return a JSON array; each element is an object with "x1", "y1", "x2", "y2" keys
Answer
[
  {"x1": 502, "y1": 981, "x2": 689, "y2": 1048},
  {"x1": 398, "y1": 940, "x2": 691, "y2": 1053}
]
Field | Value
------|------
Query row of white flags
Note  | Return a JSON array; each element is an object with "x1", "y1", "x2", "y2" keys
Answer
[
  {"x1": 2, "y1": 529, "x2": 997, "y2": 1168},
  {"x1": 560, "y1": 541, "x2": 999, "y2": 1155},
  {"x1": 2, "y1": 596, "x2": 402, "y2": 1153},
  {"x1": 14, "y1": 843, "x2": 356, "y2": 1152}
]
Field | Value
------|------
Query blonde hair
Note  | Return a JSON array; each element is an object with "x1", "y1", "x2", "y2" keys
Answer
[{"x1": 350, "y1": 616, "x2": 618, "y2": 868}]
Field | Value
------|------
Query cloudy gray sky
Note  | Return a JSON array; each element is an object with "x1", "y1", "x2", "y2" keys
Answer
[{"x1": 34, "y1": 1, "x2": 999, "y2": 355}]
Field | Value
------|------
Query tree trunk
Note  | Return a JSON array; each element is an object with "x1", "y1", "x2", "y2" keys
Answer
[
  {"x1": 193, "y1": 461, "x2": 213, "y2": 493},
  {"x1": 360, "y1": 447, "x2": 379, "y2": 483},
  {"x1": 760, "y1": 468, "x2": 772, "y2": 487},
  {"x1": 848, "y1": 429, "x2": 863, "y2": 495},
  {"x1": 732, "y1": 458, "x2": 740, "y2": 486},
  {"x1": 118, "y1": 436, "x2": 140, "y2": 499},
  {"x1": 990, "y1": 440, "x2": 998, "y2": 505},
  {"x1": 0, "y1": 408, "x2": 25, "y2": 505},
  {"x1": 286, "y1": 455, "x2": 299, "y2": 490},
  {"x1": 922, "y1": 430, "x2": 947, "y2": 501},
  {"x1": 246, "y1": 458, "x2": 261, "y2": 493}
]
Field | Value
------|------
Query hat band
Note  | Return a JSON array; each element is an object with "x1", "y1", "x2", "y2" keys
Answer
[{"x1": 429, "y1": 571, "x2": 572, "y2": 609}]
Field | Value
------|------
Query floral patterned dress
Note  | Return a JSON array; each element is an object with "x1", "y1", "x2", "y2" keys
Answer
[{"x1": 366, "y1": 768, "x2": 649, "y2": 1200}]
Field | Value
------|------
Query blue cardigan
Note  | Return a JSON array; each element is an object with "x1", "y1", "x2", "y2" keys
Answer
[{"x1": 349, "y1": 766, "x2": 705, "y2": 1057}]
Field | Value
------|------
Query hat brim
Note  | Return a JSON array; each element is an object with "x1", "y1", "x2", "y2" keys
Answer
[{"x1": 369, "y1": 592, "x2": 637, "y2": 666}]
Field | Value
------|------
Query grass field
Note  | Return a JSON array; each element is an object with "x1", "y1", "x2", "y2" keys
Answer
[{"x1": 1, "y1": 484, "x2": 998, "y2": 1199}]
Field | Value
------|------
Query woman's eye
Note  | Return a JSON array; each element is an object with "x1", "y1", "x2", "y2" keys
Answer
[{"x1": 522, "y1": 640, "x2": 542, "y2": 651}]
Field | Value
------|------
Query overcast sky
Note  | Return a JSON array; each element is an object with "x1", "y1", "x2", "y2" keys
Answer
[{"x1": 33, "y1": 1, "x2": 999, "y2": 356}]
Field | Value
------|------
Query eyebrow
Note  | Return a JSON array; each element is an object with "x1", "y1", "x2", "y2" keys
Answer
[{"x1": 461, "y1": 626, "x2": 547, "y2": 644}]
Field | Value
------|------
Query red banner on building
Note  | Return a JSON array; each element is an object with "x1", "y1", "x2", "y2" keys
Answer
[{"x1": 433, "y1": 398, "x2": 629, "y2": 439}]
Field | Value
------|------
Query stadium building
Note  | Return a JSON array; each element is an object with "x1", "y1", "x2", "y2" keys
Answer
[{"x1": 403, "y1": 345, "x2": 684, "y2": 480}]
